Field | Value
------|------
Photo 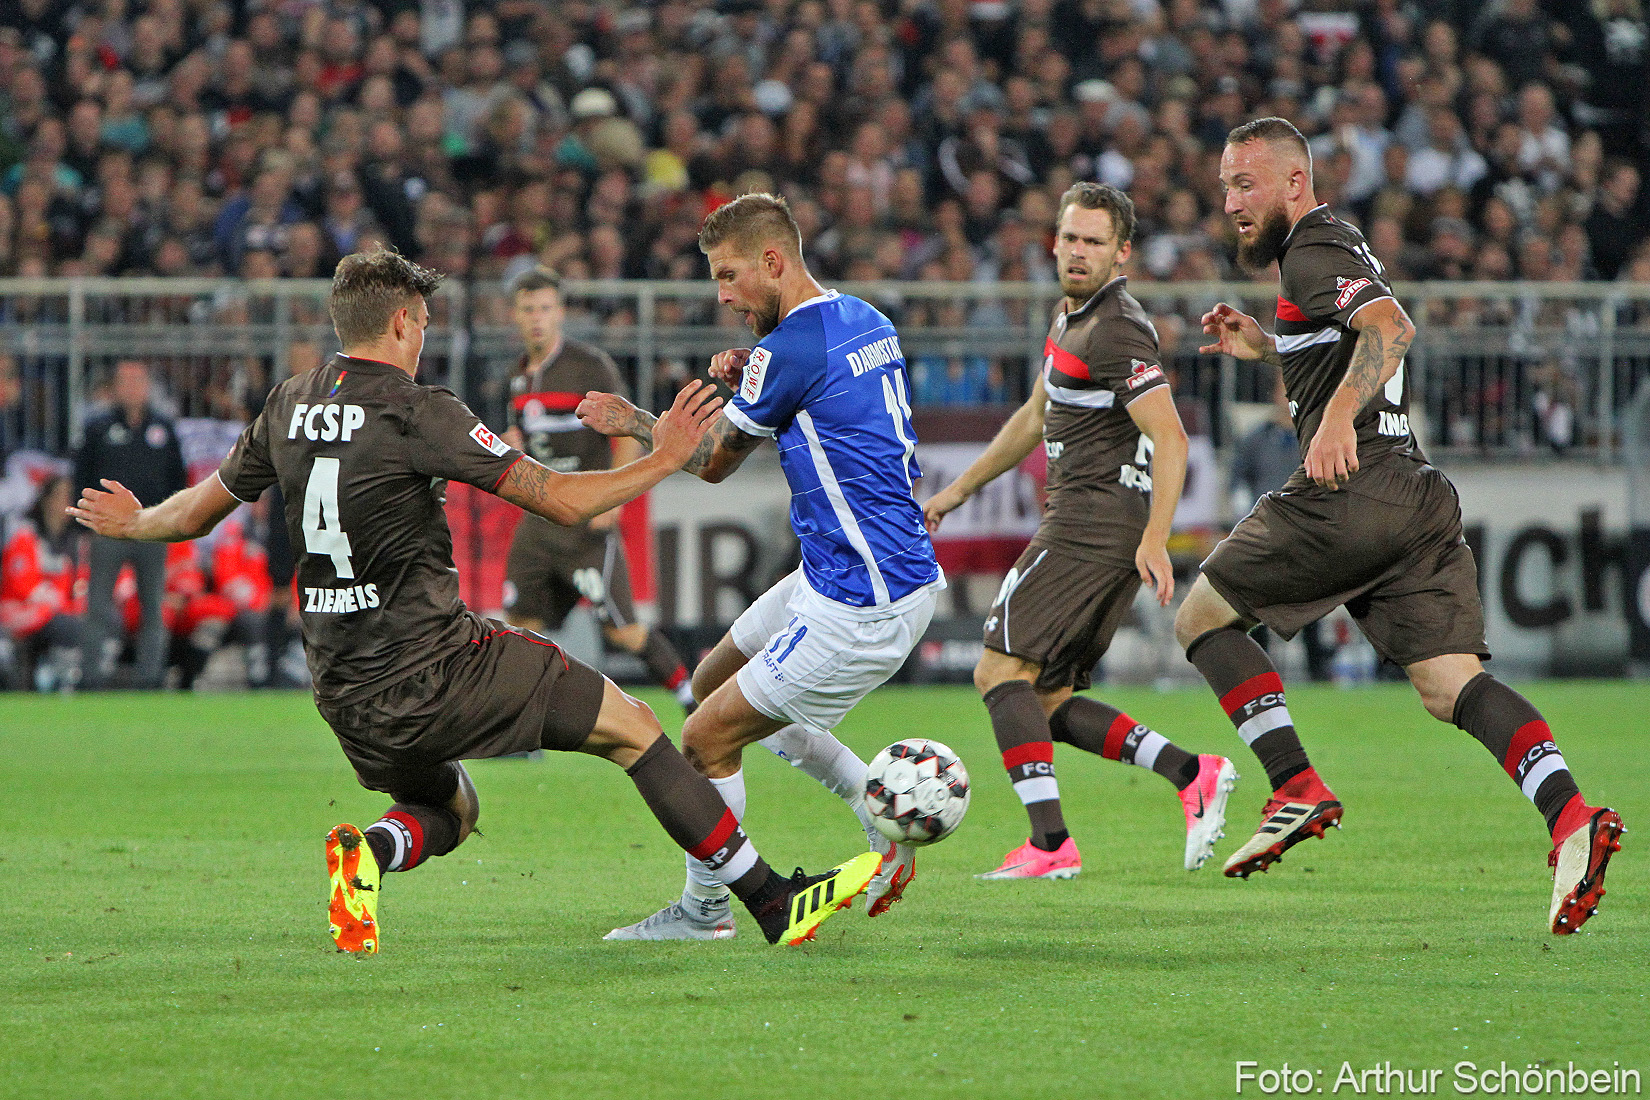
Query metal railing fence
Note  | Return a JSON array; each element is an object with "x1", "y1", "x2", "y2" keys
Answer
[{"x1": 1, "y1": 277, "x2": 1647, "y2": 462}]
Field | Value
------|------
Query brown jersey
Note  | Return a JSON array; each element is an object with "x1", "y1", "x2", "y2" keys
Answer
[
  {"x1": 217, "y1": 354, "x2": 524, "y2": 705},
  {"x1": 1274, "y1": 205, "x2": 1425, "y2": 491},
  {"x1": 1036, "y1": 276, "x2": 1169, "y2": 568},
  {"x1": 509, "y1": 338, "x2": 624, "y2": 475},
  {"x1": 509, "y1": 338, "x2": 625, "y2": 543}
]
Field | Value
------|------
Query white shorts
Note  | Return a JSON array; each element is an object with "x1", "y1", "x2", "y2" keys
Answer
[{"x1": 732, "y1": 569, "x2": 941, "y2": 735}]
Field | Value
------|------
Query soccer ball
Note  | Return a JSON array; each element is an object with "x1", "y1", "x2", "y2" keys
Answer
[{"x1": 864, "y1": 738, "x2": 971, "y2": 846}]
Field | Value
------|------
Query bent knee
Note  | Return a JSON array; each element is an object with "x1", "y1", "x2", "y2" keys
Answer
[
  {"x1": 1416, "y1": 685, "x2": 1459, "y2": 723},
  {"x1": 974, "y1": 649, "x2": 1035, "y2": 696}
]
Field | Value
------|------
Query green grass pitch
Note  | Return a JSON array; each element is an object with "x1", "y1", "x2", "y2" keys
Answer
[{"x1": 1, "y1": 682, "x2": 1646, "y2": 1100}]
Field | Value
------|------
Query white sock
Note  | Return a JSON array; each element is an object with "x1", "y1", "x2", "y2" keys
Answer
[
  {"x1": 682, "y1": 769, "x2": 745, "y2": 905},
  {"x1": 674, "y1": 681, "x2": 697, "y2": 708},
  {"x1": 760, "y1": 724, "x2": 885, "y2": 851}
]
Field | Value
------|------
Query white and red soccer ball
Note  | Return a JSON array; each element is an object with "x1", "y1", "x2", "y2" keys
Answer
[{"x1": 864, "y1": 738, "x2": 971, "y2": 846}]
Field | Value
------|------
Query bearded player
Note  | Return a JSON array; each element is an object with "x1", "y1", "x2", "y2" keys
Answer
[
  {"x1": 1182, "y1": 118, "x2": 1621, "y2": 933},
  {"x1": 71, "y1": 249, "x2": 882, "y2": 950},
  {"x1": 924, "y1": 182, "x2": 1238, "y2": 880},
  {"x1": 578, "y1": 194, "x2": 942, "y2": 940},
  {"x1": 502, "y1": 267, "x2": 697, "y2": 714}
]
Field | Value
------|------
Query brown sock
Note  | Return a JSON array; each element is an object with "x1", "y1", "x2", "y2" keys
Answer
[
  {"x1": 624, "y1": 735, "x2": 777, "y2": 902},
  {"x1": 1185, "y1": 627, "x2": 1311, "y2": 790},
  {"x1": 1452, "y1": 672, "x2": 1581, "y2": 834},
  {"x1": 983, "y1": 679, "x2": 1068, "y2": 851},
  {"x1": 364, "y1": 803, "x2": 461, "y2": 872},
  {"x1": 1049, "y1": 696, "x2": 1201, "y2": 791}
]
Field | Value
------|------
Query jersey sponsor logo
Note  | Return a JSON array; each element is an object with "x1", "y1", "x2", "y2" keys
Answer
[
  {"x1": 469, "y1": 422, "x2": 511, "y2": 457},
  {"x1": 845, "y1": 334, "x2": 903, "y2": 376},
  {"x1": 302, "y1": 583, "x2": 381, "y2": 614},
  {"x1": 288, "y1": 403, "x2": 367, "y2": 442},
  {"x1": 1335, "y1": 276, "x2": 1373, "y2": 310},
  {"x1": 741, "y1": 346, "x2": 771, "y2": 403},
  {"x1": 1378, "y1": 411, "x2": 1410, "y2": 437},
  {"x1": 1125, "y1": 359, "x2": 1164, "y2": 390}
]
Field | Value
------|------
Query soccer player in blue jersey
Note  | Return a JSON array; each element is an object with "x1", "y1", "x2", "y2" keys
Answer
[{"x1": 579, "y1": 193, "x2": 945, "y2": 940}]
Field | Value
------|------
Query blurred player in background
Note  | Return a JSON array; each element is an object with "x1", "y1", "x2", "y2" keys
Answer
[
  {"x1": 925, "y1": 183, "x2": 1238, "y2": 880},
  {"x1": 1184, "y1": 118, "x2": 1621, "y2": 933},
  {"x1": 581, "y1": 194, "x2": 943, "y2": 940},
  {"x1": 72, "y1": 249, "x2": 882, "y2": 951},
  {"x1": 502, "y1": 267, "x2": 697, "y2": 714}
]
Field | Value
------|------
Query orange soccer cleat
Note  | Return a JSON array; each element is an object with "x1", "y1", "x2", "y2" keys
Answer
[{"x1": 326, "y1": 823, "x2": 381, "y2": 954}]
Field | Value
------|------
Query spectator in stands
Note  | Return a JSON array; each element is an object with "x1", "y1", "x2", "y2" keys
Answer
[
  {"x1": 1586, "y1": 159, "x2": 1648, "y2": 281},
  {"x1": 0, "y1": 473, "x2": 82, "y2": 691},
  {"x1": 74, "y1": 360, "x2": 186, "y2": 690}
]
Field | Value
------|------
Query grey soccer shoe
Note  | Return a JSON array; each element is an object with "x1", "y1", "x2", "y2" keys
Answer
[{"x1": 603, "y1": 894, "x2": 737, "y2": 941}]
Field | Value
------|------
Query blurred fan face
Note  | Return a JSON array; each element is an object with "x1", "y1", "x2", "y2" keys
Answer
[
  {"x1": 706, "y1": 242, "x2": 783, "y2": 338},
  {"x1": 1052, "y1": 204, "x2": 1129, "y2": 303}
]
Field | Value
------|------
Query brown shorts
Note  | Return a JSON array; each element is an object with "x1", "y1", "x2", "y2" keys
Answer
[
  {"x1": 983, "y1": 541, "x2": 1142, "y2": 692},
  {"x1": 504, "y1": 518, "x2": 636, "y2": 630},
  {"x1": 317, "y1": 621, "x2": 608, "y2": 803},
  {"x1": 1201, "y1": 461, "x2": 1489, "y2": 667}
]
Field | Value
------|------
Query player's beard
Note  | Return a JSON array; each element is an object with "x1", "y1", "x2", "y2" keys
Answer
[
  {"x1": 1057, "y1": 264, "x2": 1108, "y2": 304},
  {"x1": 1236, "y1": 203, "x2": 1292, "y2": 270},
  {"x1": 744, "y1": 287, "x2": 784, "y2": 338}
]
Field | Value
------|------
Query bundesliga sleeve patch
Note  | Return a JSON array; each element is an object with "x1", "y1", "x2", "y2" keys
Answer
[
  {"x1": 1335, "y1": 276, "x2": 1372, "y2": 310},
  {"x1": 740, "y1": 347, "x2": 771, "y2": 404},
  {"x1": 1126, "y1": 359, "x2": 1164, "y2": 390},
  {"x1": 469, "y1": 422, "x2": 511, "y2": 457}
]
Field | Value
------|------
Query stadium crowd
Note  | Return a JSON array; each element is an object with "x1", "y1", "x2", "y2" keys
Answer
[
  {"x1": 1, "y1": 0, "x2": 1649, "y2": 689},
  {"x1": 0, "y1": 0, "x2": 1646, "y2": 291}
]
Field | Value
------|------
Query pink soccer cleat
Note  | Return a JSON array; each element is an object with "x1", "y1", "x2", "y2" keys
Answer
[
  {"x1": 976, "y1": 837, "x2": 1081, "y2": 880},
  {"x1": 1180, "y1": 754, "x2": 1239, "y2": 871}
]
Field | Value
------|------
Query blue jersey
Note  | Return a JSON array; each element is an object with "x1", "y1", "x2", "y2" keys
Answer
[{"x1": 723, "y1": 292, "x2": 940, "y2": 609}]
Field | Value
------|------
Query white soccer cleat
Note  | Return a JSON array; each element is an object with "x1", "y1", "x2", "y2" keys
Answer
[
  {"x1": 1549, "y1": 806, "x2": 1623, "y2": 935},
  {"x1": 1180, "y1": 755, "x2": 1239, "y2": 871},
  {"x1": 603, "y1": 895, "x2": 737, "y2": 941},
  {"x1": 865, "y1": 842, "x2": 916, "y2": 916}
]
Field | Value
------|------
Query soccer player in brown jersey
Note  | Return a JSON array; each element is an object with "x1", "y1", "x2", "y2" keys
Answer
[
  {"x1": 500, "y1": 267, "x2": 698, "y2": 714},
  {"x1": 69, "y1": 250, "x2": 882, "y2": 950},
  {"x1": 924, "y1": 183, "x2": 1240, "y2": 879},
  {"x1": 1182, "y1": 118, "x2": 1621, "y2": 933}
]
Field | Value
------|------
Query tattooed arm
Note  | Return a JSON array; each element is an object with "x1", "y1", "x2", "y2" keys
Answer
[
  {"x1": 500, "y1": 381, "x2": 723, "y2": 523},
  {"x1": 1304, "y1": 297, "x2": 1416, "y2": 490},
  {"x1": 578, "y1": 390, "x2": 767, "y2": 484}
]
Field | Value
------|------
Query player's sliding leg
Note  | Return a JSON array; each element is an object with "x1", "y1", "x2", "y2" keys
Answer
[
  {"x1": 327, "y1": 762, "x2": 479, "y2": 954},
  {"x1": 1411, "y1": 654, "x2": 1625, "y2": 934},
  {"x1": 1175, "y1": 577, "x2": 1341, "y2": 878},
  {"x1": 595, "y1": 679, "x2": 878, "y2": 945},
  {"x1": 604, "y1": 620, "x2": 697, "y2": 715},
  {"x1": 1047, "y1": 696, "x2": 1238, "y2": 871},
  {"x1": 974, "y1": 650, "x2": 1081, "y2": 880}
]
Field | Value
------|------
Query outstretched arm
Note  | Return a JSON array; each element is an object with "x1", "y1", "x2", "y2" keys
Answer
[
  {"x1": 1200, "y1": 302, "x2": 1283, "y2": 368},
  {"x1": 501, "y1": 380, "x2": 723, "y2": 522},
  {"x1": 923, "y1": 373, "x2": 1049, "y2": 533},
  {"x1": 69, "y1": 474, "x2": 243, "y2": 542},
  {"x1": 578, "y1": 391, "x2": 766, "y2": 484}
]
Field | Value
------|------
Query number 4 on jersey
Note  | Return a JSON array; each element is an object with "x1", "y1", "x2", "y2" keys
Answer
[{"x1": 303, "y1": 456, "x2": 356, "y2": 579}]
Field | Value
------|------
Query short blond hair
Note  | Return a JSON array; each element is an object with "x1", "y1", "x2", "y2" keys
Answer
[{"x1": 698, "y1": 192, "x2": 803, "y2": 259}]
